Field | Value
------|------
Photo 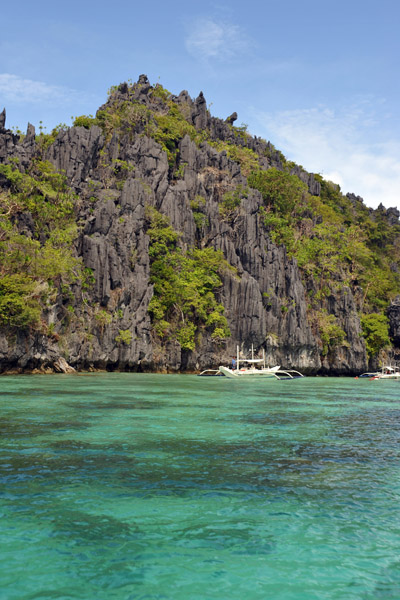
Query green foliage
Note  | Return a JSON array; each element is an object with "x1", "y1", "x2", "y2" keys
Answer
[
  {"x1": 360, "y1": 313, "x2": 390, "y2": 357},
  {"x1": 82, "y1": 268, "x2": 95, "y2": 291},
  {"x1": 146, "y1": 206, "x2": 179, "y2": 257},
  {"x1": 300, "y1": 193, "x2": 400, "y2": 309},
  {"x1": 0, "y1": 160, "x2": 82, "y2": 331},
  {"x1": 173, "y1": 162, "x2": 187, "y2": 179},
  {"x1": 190, "y1": 195, "x2": 206, "y2": 211},
  {"x1": 233, "y1": 123, "x2": 249, "y2": 138},
  {"x1": 96, "y1": 101, "x2": 154, "y2": 141},
  {"x1": 192, "y1": 212, "x2": 209, "y2": 230},
  {"x1": 107, "y1": 84, "x2": 119, "y2": 97},
  {"x1": 220, "y1": 185, "x2": 248, "y2": 217},
  {"x1": 248, "y1": 168, "x2": 307, "y2": 215},
  {"x1": 259, "y1": 207, "x2": 295, "y2": 251},
  {"x1": 73, "y1": 115, "x2": 99, "y2": 129},
  {"x1": 176, "y1": 322, "x2": 197, "y2": 351},
  {"x1": 153, "y1": 104, "x2": 200, "y2": 167},
  {"x1": 150, "y1": 84, "x2": 172, "y2": 102},
  {"x1": 249, "y1": 169, "x2": 307, "y2": 254},
  {"x1": 316, "y1": 177, "x2": 352, "y2": 219},
  {"x1": 0, "y1": 161, "x2": 75, "y2": 227},
  {"x1": 211, "y1": 141, "x2": 260, "y2": 175},
  {"x1": 95, "y1": 309, "x2": 112, "y2": 329},
  {"x1": 245, "y1": 164, "x2": 400, "y2": 313},
  {"x1": 35, "y1": 122, "x2": 69, "y2": 153},
  {"x1": 312, "y1": 310, "x2": 348, "y2": 356},
  {"x1": 190, "y1": 195, "x2": 209, "y2": 230},
  {"x1": 296, "y1": 222, "x2": 372, "y2": 283},
  {"x1": 112, "y1": 158, "x2": 135, "y2": 177},
  {"x1": 115, "y1": 329, "x2": 133, "y2": 345},
  {"x1": 146, "y1": 208, "x2": 233, "y2": 350},
  {"x1": 11, "y1": 126, "x2": 25, "y2": 138},
  {"x1": 0, "y1": 274, "x2": 41, "y2": 328}
]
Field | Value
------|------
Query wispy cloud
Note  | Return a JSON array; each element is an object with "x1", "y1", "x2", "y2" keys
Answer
[
  {"x1": 0, "y1": 73, "x2": 89, "y2": 106},
  {"x1": 255, "y1": 101, "x2": 400, "y2": 210},
  {"x1": 185, "y1": 18, "x2": 249, "y2": 62}
]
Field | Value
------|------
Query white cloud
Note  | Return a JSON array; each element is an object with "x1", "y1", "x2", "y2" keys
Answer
[
  {"x1": 185, "y1": 18, "x2": 248, "y2": 62},
  {"x1": 0, "y1": 73, "x2": 86, "y2": 106},
  {"x1": 255, "y1": 102, "x2": 400, "y2": 210}
]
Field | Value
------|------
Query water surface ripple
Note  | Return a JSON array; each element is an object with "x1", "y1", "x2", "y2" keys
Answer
[{"x1": 1, "y1": 374, "x2": 400, "y2": 599}]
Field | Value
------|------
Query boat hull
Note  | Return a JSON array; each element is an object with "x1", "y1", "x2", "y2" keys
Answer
[
  {"x1": 218, "y1": 366, "x2": 280, "y2": 379},
  {"x1": 368, "y1": 366, "x2": 400, "y2": 380},
  {"x1": 372, "y1": 374, "x2": 400, "y2": 380}
]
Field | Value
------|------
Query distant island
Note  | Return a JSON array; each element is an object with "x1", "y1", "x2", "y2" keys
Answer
[{"x1": 1, "y1": 75, "x2": 399, "y2": 375}]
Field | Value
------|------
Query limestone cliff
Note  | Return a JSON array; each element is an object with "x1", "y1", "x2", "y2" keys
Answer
[{"x1": 0, "y1": 76, "x2": 399, "y2": 374}]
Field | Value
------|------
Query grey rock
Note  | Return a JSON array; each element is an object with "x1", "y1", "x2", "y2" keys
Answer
[
  {"x1": 24, "y1": 123, "x2": 36, "y2": 144},
  {"x1": 53, "y1": 357, "x2": 76, "y2": 373},
  {"x1": 46, "y1": 125, "x2": 104, "y2": 188},
  {"x1": 193, "y1": 92, "x2": 210, "y2": 130},
  {"x1": 225, "y1": 112, "x2": 238, "y2": 125}
]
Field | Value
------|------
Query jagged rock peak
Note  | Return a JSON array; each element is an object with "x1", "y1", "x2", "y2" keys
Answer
[
  {"x1": 178, "y1": 90, "x2": 191, "y2": 102},
  {"x1": 0, "y1": 108, "x2": 5, "y2": 130},
  {"x1": 134, "y1": 75, "x2": 151, "y2": 97},
  {"x1": 195, "y1": 91, "x2": 206, "y2": 104},
  {"x1": 376, "y1": 203, "x2": 400, "y2": 225},
  {"x1": 138, "y1": 74, "x2": 150, "y2": 86},
  {"x1": 225, "y1": 112, "x2": 238, "y2": 125},
  {"x1": 346, "y1": 192, "x2": 365, "y2": 205},
  {"x1": 25, "y1": 123, "x2": 35, "y2": 142},
  {"x1": 193, "y1": 91, "x2": 209, "y2": 130},
  {"x1": 118, "y1": 82, "x2": 129, "y2": 94}
]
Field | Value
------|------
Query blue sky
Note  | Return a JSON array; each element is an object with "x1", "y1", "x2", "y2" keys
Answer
[{"x1": 1, "y1": 0, "x2": 400, "y2": 210}]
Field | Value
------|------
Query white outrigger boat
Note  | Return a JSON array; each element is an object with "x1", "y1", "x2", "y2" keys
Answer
[
  {"x1": 218, "y1": 346, "x2": 304, "y2": 380},
  {"x1": 369, "y1": 366, "x2": 400, "y2": 380}
]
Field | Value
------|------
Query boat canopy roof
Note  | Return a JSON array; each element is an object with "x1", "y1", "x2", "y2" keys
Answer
[{"x1": 239, "y1": 358, "x2": 264, "y2": 363}]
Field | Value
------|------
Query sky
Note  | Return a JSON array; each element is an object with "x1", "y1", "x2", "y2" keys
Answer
[{"x1": 1, "y1": 0, "x2": 400, "y2": 210}]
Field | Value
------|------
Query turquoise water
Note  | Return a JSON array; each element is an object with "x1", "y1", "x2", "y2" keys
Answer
[{"x1": 1, "y1": 374, "x2": 400, "y2": 600}]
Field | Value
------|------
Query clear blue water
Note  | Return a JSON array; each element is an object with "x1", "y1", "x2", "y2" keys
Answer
[{"x1": 1, "y1": 373, "x2": 400, "y2": 600}]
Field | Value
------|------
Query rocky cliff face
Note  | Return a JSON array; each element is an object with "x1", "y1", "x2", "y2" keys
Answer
[{"x1": 0, "y1": 76, "x2": 398, "y2": 374}]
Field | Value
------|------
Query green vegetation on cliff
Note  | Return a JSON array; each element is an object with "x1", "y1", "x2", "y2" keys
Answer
[
  {"x1": 360, "y1": 313, "x2": 391, "y2": 358},
  {"x1": 247, "y1": 167, "x2": 398, "y2": 355},
  {"x1": 146, "y1": 207, "x2": 233, "y2": 350},
  {"x1": 75, "y1": 84, "x2": 209, "y2": 170},
  {"x1": 0, "y1": 160, "x2": 82, "y2": 330}
]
